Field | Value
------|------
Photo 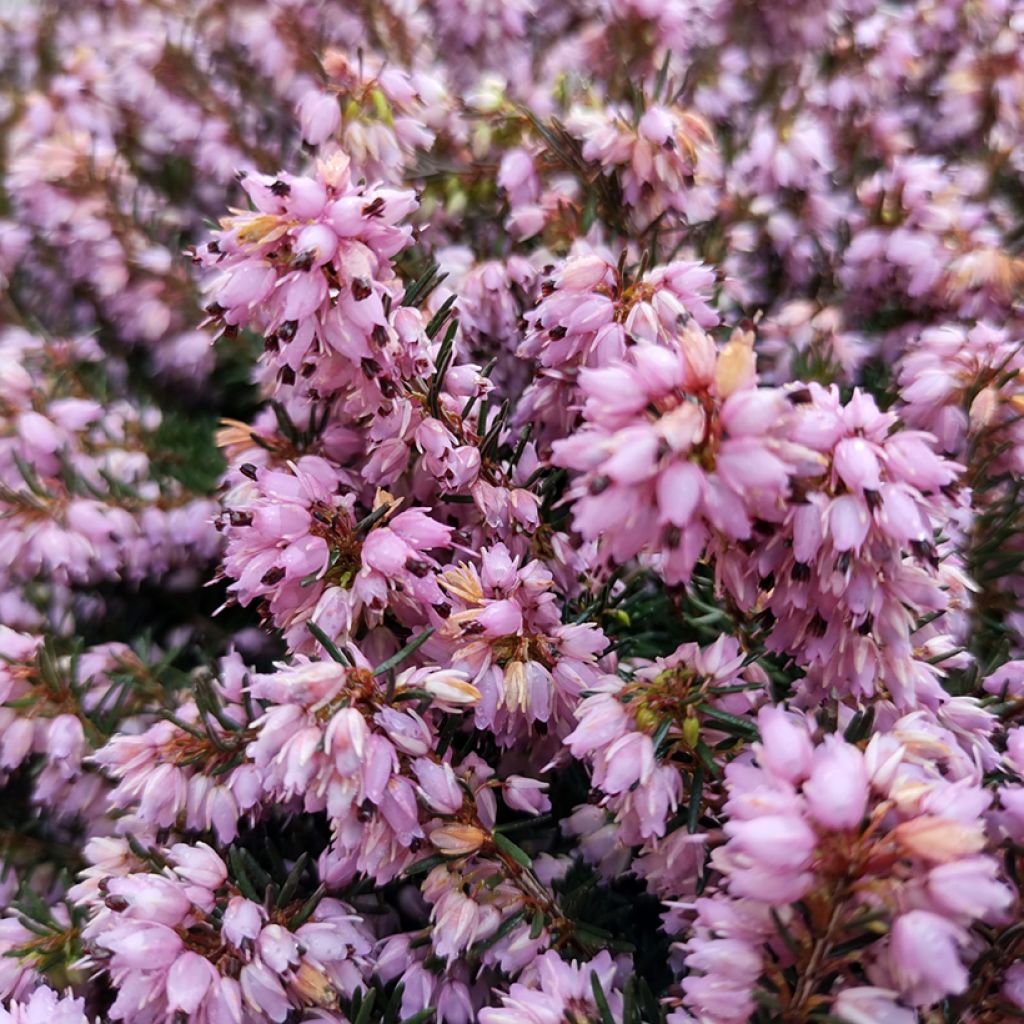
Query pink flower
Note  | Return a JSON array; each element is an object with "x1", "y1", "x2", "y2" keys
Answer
[
  {"x1": 167, "y1": 952, "x2": 218, "y2": 1015},
  {"x1": 887, "y1": 911, "x2": 970, "y2": 1005},
  {"x1": 724, "y1": 814, "x2": 817, "y2": 870},
  {"x1": 480, "y1": 950, "x2": 624, "y2": 1024},
  {"x1": 755, "y1": 706, "x2": 813, "y2": 783},
  {"x1": 802, "y1": 737, "x2": 869, "y2": 830},
  {"x1": 832, "y1": 988, "x2": 917, "y2": 1024},
  {"x1": 0, "y1": 988, "x2": 89, "y2": 1024},
  {"x1": 169, "y1": 844, "x2": 228, "y2": 890},
  {"x1": 96, "y1": 922, "x2": 183, "y2": 968},
  {"x1": 297, "y1": 91, "x2": 341, "y2": 146},
  {"x1": 553, "y1": 328, "x2": 805, "y2": 585}
]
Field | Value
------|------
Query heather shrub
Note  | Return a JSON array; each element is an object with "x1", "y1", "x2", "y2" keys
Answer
[{"x1": 2, "y1": 1, "x2": 1024, "y2": 1022}]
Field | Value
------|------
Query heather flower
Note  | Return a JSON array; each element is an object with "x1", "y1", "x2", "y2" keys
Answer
[
  {"x1": 517, "y1": 251, "x2": 718, "y2": 440},
  {"x1": 198, "y1": 155, "x2": 417, "y2": 408},
  {"x1": 832, "y1": 987, "x2": 917, "y2": 1024},
  {"x1": 297, "y1": 90, "x2": 342, "y2": 147},
  {"x1": 603, "y1": 0, "x2": 707, "y2": 56},
  {"x1": 553, "y1": 324, "x2": 812, "y2": 584},
  {"x1": 92, "y1": 651, "x2": 259, "y2": 842},
  {"x1": 682, "y1": 710, "x2": 1011, "y2": 1020},
  {"x1": 78, "y1": 845, "x2": 373, "y2": 1024},
  {"x1": 438, "y1": 250, "x2": 541, "y2": 396},
  {"x1": 480, "y1": 950, "x2": 625, "y2": 1024},
  {"x1": 565, "y1": 101, "x2": 717, "y2": 229},
  {"x1": 219, "y1": 459, "x2": 451, "y2": 650},
  {"x1": 424, "y1": 0, "x2": 536, "y2": 92},
  {"x1": 566, "y1": 635, "x2": 764, "y2": 844},
  {"x1": 7, "y1": 1, "x2": 1024, "y2": 1020},
  {"x1": 315, "y1": 50, "x2": 445, "y2": 181},
  {"x1": 756, "y1": 301, "x2": 870, "y2": 386},
  {"x1": 0, "y1": 917, "x2": 50, "y2": 1001},
  {"x1": 0, "y1": 329, "x2": 219, "y2": 606},
  {"x1": 437, "y1": 545, "x2": 607, "y2": 743},
  {"x1": 1005, "y1": 963, "x2": 1024, "y2": 1011},
  {"x1": 0, "y1": 987, "x2": 90, "y2": 1024},
  {"x1": 246, "y1": 650, "x2": 488, "y2": 883},
  {"x1": 739, "y1": 383, "x2": 963, "y2": 708},
  {"x1": 0, "y1": 629, "x2": 183, "y2": 825},
  {"x1": 422, "y1": 860, "x2": 532, "y2": 966},
  {"x1": 899, "y1": 321, "x2": 1024, "y2": 465},
  {"x1": 496, "y1": 150, "x2": 542, "y2": 240},
  {"x1": 562, "y1": 804, "x2": 633, "y2": 878}
]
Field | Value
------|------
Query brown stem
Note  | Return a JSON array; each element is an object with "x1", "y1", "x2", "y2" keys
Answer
[{"x1": 785, "y1": 885, "x2": 848, "y2": 1023}]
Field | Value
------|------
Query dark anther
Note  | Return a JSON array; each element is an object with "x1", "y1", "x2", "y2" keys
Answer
[{"x1": 910, "y1": 539, "x2": 934, "y2": 560}]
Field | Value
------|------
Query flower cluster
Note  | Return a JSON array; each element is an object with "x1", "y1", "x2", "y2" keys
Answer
[
  {"x1": 552, "y1": 324, "x2": 806, "y2": 584},
  {"x1": 75, "y1": 842, "x2": 372, "y2": 1024},
  {"x1": 4, "y1": 1, "x2": 1024, "y2": 1023},
  {"x1": 0, "y1": 328, "x2": 219, "y2": 630},
  {"x1": 682, "y1": 706, "x2": 1012, "y2": 1022}
]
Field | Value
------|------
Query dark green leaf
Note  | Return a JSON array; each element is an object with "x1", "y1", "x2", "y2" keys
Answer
[
  {"x1": 492, "y1": 831, "x2": 532, "y2": 868},
  {"x1": 590, "y1": 971, "x2": 616, "y2": 1024},
  {"x1": 308, "y1": 622, "x2": 352, "y2": 666},
  {"x1": 373, "y1": 628, "x2": 435, "y2": 677},
  {"x1": 286, "y1": 883, "x2": 326, "y2": 929},
  {"x1": 697, "y1": 704, "x2": 759, "y2": 740}
]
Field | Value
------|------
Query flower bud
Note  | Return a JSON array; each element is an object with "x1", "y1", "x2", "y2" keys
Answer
[
  {"x1": 421, "y1": 670, "x2": 481, "y2": 707},
  {"x1": 715, "y1": 329, "x2": 757, "y2": 398},
  {"x1": 428, "y1": 823, "x2": 486, "y2": 856},
  {"x1": 892, "y1": 816, "x2": 986, "y2": 863}
]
